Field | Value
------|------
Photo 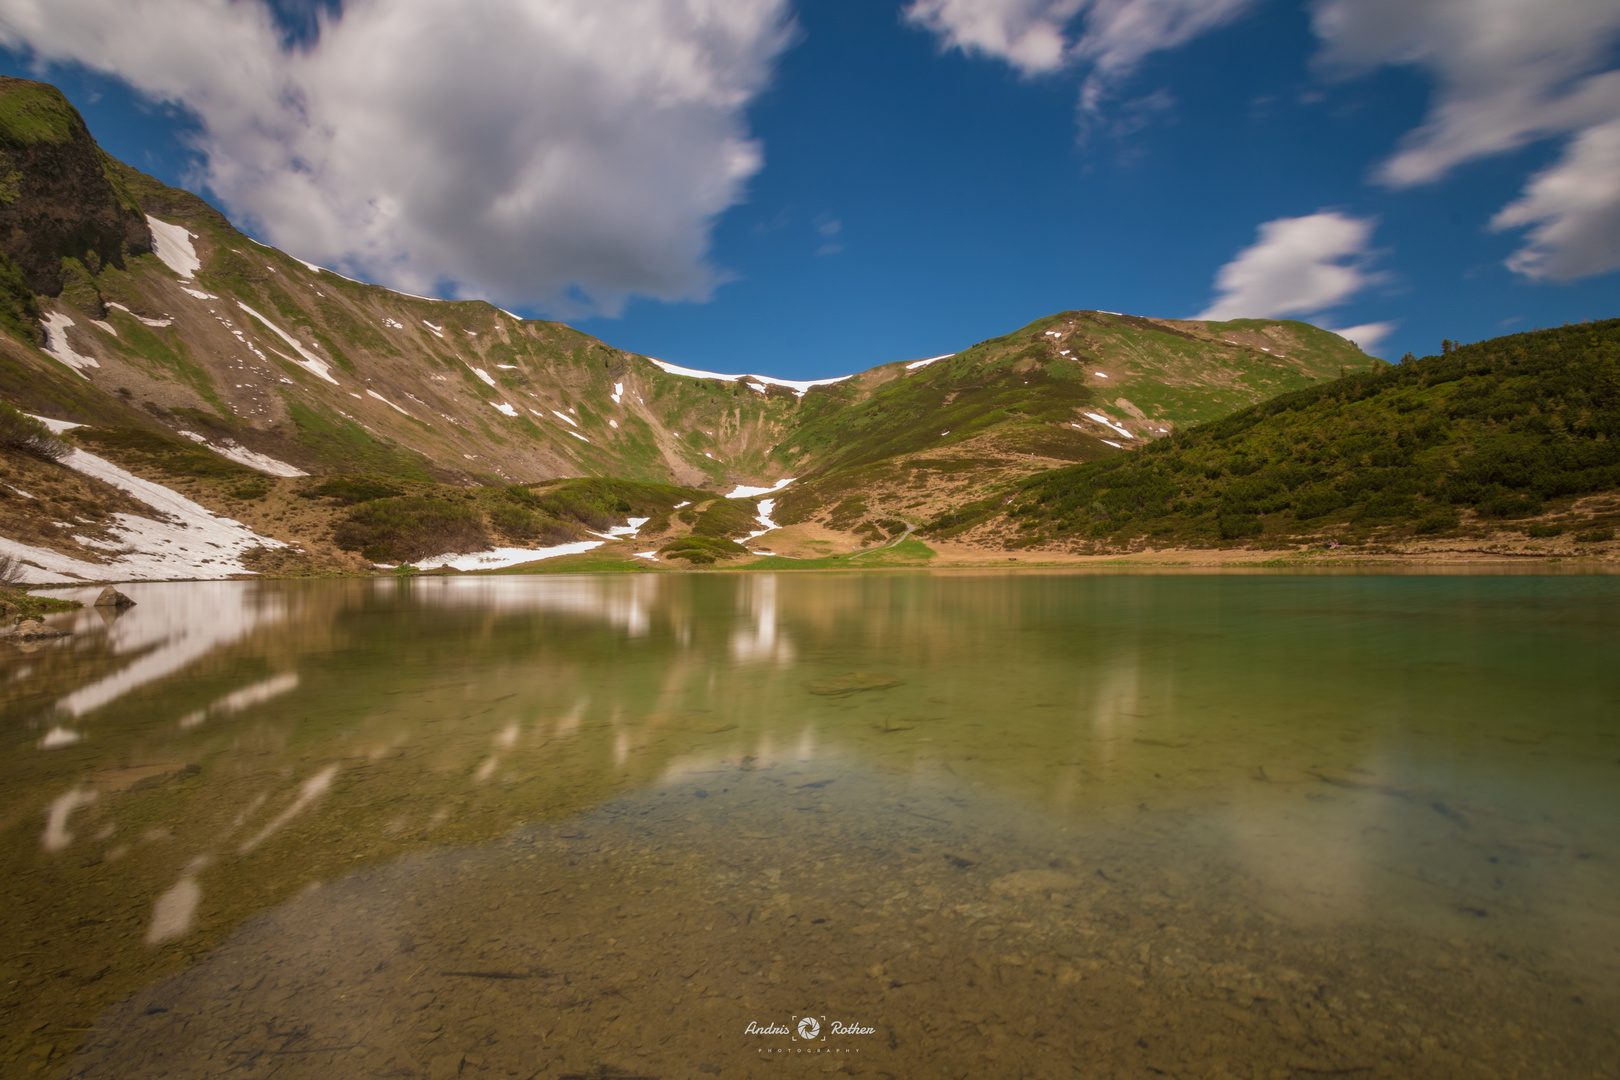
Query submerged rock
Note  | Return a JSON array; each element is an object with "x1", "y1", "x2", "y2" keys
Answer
[
  {"x1": 8, "y1": 618, "x2": 69, "y2": 640},
  {"x1": 803, "y1": 672, "x2": 904, "y2": 696}
]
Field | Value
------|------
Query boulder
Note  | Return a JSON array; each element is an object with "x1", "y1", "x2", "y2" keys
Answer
[
  {"x1": 9, "y1": 618, "x2": 69, "y2": 640},
  {"x1": 93, "y1": 586, "x2": 135, "y2": 608}
]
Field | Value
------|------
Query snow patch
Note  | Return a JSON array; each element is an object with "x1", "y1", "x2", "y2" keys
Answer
[
  {"x1": 422, "y1": 320, "x2": 444, "y2": 338},
  {"x1": 104, "y1": 302, "x2": 172, "y2": 328},
  {"x1": 146, "y1": 216, "x2": 201, "y2": 279},
  {"x1": 610, "y1": 381, "x2": 624, "y2": 404},
  {"x1": 1102, "y1": 439, "x2": 1124, "y2": 449},
  {"x1": 646, "y1": 357, "x2": 850, "y2": 398},
  {"x1": 1094, "y1": 371, "x2": 1109, "y2": 378},
  {"x1": 181, "y1": 287, "x2": 219, "y2": 300},
  {"x1": 29, "y1": 415, "x2": 82, "y2": 434},
  {"x1": 1082, "y1": 411, "x2": 1134, "y2": 440},
  {"x1": 551, "y1": 409, "x2": 578, "y2": 428},
  {"x1": 410, "y1": 539, "x2": 605, "y2": 572},
  {"x1": 90, "y1": 319, "x2": 117, "y2": 336},
  {"x1": 743, "y1": 498, "x2": 780, "y2": 542},
  {"x1": 177, "y1": 431, "x2": 307, "y2": 477},
  {"x1": 491, "y1": 401, "x2": 518, "y2": 417},
  {"x1": 39, "y1": 313, "x2": 98, "y2": 376},
  {"x1": 470, "y1": 366, "x2": 497, "y2": 387},
  {"x1": 726, "y1": 478, "x2": 795, "y2": 499},
  {"x1": 906, "y1": 354, "x2": 953, "y2": 371},
  {"x1": 0, "y1": 441, "x2": 285, "y2": 584},
  {"x1": 568, "y1": 431, "x2": 590, "y2": 443},
  {"x1": 236, "y1": 303, "x2": 336, "y2": 384},
  {"x1": 366, "y1": 389, "x2": 412, "y2": 417}
]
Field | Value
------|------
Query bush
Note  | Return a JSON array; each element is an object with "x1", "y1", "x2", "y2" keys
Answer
[
  {"x1": 228, "y1": 477, "x2": 272, "y2": 500},
  {"x1": 0, "y1": 402, "x2": 68, "y2": 461},
  {"x1": 1574, "y1": 527, "x2": 1615, "y2": 543},
  {"x1": 488, "y1": 503, "x2": 581, "y2": 546},
  {"x1": 300, "y1": 476, "x2": 403, "y2": 505},
  {"x1": 1218, "y1": 515, "x2": 1262, "y2": 540},
  {"x1": 657, "y1": 535, "x2": 749, "y2": 564},
  {"x1": 1413, "y1": 512, "x2": 1459, "y2": 535},
  {"x1": 333, "y1": 496, "x2": 491, "y2": 563},
  {"x1": 1524, "y1": 523, "x2": 1565, "y2": 537}
]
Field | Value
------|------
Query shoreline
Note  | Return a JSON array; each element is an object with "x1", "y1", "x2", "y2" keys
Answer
[{"x1": 19, "y1": 542, "x2": 1620, "y2": 592}]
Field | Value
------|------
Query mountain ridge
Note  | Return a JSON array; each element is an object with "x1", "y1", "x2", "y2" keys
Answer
[{"x1": 0, "y1": 74, "x2": 1384, "y2": 579}]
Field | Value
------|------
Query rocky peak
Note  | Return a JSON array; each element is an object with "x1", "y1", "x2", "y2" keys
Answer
[{"x1": 0, "y1": 76, "x2": 151, "y2": 296}]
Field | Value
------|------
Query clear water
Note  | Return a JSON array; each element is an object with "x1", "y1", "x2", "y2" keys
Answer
[{"x1": 3, "y1": 571, "x2": 1618, "y2": 1079}]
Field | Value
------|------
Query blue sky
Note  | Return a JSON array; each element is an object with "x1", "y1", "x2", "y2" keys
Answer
[{"x1": 2, "y1": 0, "x2": 1617, "y2": 379}]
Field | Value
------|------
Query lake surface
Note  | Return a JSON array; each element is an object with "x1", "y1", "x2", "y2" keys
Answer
[{"x1": 3, "y1": 571, "x2": 1618, "y2": 1079}]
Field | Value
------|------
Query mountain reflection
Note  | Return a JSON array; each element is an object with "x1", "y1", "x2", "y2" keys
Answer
[{"x1": 2, "y1": 572, "x2": 1618, "y2": 1075}]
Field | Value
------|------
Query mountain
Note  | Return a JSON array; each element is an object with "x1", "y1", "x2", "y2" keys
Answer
[
  {"x1": 934, "y1": 320, "x2": 1620, "y2": 555},
  {"x1": 0, "y1": 75, "x2": 1376, "y2": 578}
]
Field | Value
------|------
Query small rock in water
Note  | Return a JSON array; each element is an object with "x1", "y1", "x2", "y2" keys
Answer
[
  {"x1": 8, "y1": 619, "x2": 69, "y2": 641},
  {"x1": 693, "y1": 789, "x2": 709, "y2": 798},
  {"x1": 93, "y1": 586, "x2": 136, "y2": 609},
  {"x1": 991, "y1": 869, "x2": 1082, "y2": 896},
  {"x1": 804, "y1": 672, "x2": 903, "y2": 696}
]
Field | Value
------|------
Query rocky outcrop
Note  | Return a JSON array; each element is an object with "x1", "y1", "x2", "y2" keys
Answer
[
  {"x1": 93, "y1": 586, "x2": 135, "y2": 608},
  {"x1": 0, "y1": 76, "x2": 151, "y2": 297}
]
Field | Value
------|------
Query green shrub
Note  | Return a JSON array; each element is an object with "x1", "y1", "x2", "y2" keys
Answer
[
  {"x1": 488, "y1": 503, "x2": 581, "y2": 545},
  {"x1": 1413, "y1": 512, "x2": 1459, "y2": 535},
  {"x1": 228, "y1": 477, "x2": 272, "y2": 500},
  {"x1": 1524, "y1": 523, "x2": 1565, "y2": 537},
  {"x1": 333, "y1": 496, "x2": 491, "y2": 563},
  {"x1": 1574, "y1": 527, "x2": 1615, "y2": 543},
  {"x1": 657, "y1": 535, "x2": 749, "y2": 564},
  {"x1": 0, "y1": 401, "x2": 67, "y2": 461},
  {"x1": 1218, "y1": 515, "x2": 1262, "y2": 540},
  {"x1": 301, "y1": 476, "x2": 403, "y2": 505}
]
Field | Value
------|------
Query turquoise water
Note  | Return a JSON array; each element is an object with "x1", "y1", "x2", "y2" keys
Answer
[{"x1": 3, "y1": 572, "x2": 1617, "y2": 1078}]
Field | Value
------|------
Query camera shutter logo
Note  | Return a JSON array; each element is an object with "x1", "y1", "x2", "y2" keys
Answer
[{"x1": 797, "y1": 1016, "x2": 820, "y2": 1041}]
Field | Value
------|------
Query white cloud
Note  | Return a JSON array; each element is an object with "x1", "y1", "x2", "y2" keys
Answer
[
  {"x1": 905, "y1": 0, "x2": 1255, "y2": 111},
  {"x1": 1325, "y1": 321, "x2": 1396, "y2": 352},
  {"x1": 1310, "y1": 0, "x2": 1620, "y2": 280},
  {"x1": 0, "y1": 0, "x2": 794, "y2": 315},
  {"x1": 1490, "y1": 118, "x2": 1620, "y2": 280},
  {"x1": 1195, "y1": 212, "x2": 1381, "y2": 321},
  {"x1": 904, "y1": 0, "x2": 1085, "y2": 75}
]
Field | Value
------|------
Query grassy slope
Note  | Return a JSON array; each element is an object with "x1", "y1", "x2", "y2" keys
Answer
[
  {"x1": 946, "y1": 320, "x2": 1620, "y2": 550},
  {"x1": 771, "y1": 310, "x2": 1373, "y2": 540}
]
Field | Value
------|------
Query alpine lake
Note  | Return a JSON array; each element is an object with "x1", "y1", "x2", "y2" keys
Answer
[{"x1": 3, "y1": 569, "x2": 1618, "y2": 1080}]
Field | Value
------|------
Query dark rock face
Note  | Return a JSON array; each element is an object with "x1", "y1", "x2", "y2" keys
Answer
[{"x1": 0, "y1": 76, "x2": 152, "y2": 296}]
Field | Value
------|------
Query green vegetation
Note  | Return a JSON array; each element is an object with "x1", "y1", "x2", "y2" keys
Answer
[
  {"x1": 332, "y1": 478, "x2": 707, "y2": 565},
  {"x1": 0, "y1": 581, "x2": 79, "y2": 620},
  {"x1": 657, "y1": 535, "x2": 750, "y2": 564},
  {"x1": 227, "y1": 477, "x2": 272, "y2": 501},
  {"x1": 0, "y1": 401, "x2": 66, "y2": 461},
  {"x1": 300, "y1": 476, "x2": 404, "y2": 505},
  {"x1": 740, "y1": 536, "x2": 936, "y2": 570},
  {"x1": 73, "y1": 426, "x2": 255, "y2": 479},
  {"x1": 334, "y1": 496, "x2": 490, "y2": 563},
  {"x1": 942, "y1": 320, "x2": 1620, "y2": 547},
  {"x1": 0, "y1": 249, "x2": 37, "y2": 342},
  {"x1": 0, "y1": 79, "x2": 78, "y2": 146},
  {"x1": 688, "y1": 497, "x2": 762, "y2": 539},
  {"x1": 284, "y1": 399, "x2": 433, "y2": 480}
]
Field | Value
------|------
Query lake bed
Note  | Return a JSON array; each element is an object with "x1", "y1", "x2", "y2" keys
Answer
[{"x1": 3, "y1": 572, "x2": 1617, "y2": 1078}]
